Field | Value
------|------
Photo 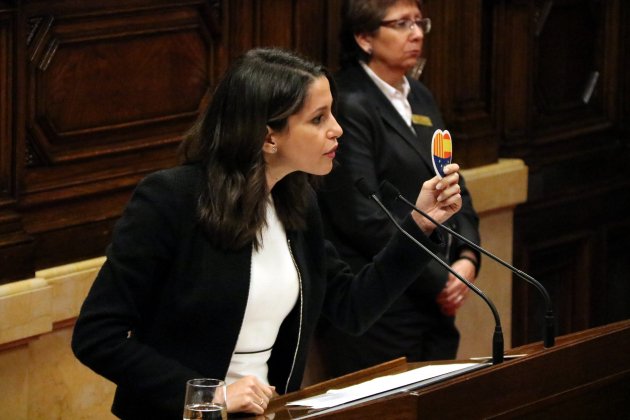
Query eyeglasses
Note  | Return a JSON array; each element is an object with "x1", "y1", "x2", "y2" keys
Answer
[{"x1": 380, "y1": 17, "x2": 431, "y2": 34}]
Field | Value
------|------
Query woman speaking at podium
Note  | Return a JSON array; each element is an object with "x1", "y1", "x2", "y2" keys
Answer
[{"x1": 71, "y1": 47, "x2": 463, "y2": 419}]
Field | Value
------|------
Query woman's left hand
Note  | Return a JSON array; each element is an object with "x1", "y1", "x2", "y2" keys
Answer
[
  {"x1": 225, "y1": 376, "x2": 275, "y2": 414},
  {"x1": 436, "y1": 258, "x2": 477, "y2": 316}
]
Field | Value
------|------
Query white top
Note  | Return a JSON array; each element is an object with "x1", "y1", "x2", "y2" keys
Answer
[
  {"x1": 360, "y1": 61, "x2": 413, "y2": 128},
  {"x1": 225, "y1": 199, "x2": 300, "y2": 385}
]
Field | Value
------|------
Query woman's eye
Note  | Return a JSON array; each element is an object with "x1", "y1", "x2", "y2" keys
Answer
[
  {"x1": 394, "y1": 19, "x2": 408, "y2": 29},
  {"x1": 312, "y1": 115, "x2": 323, "y2": 124}
]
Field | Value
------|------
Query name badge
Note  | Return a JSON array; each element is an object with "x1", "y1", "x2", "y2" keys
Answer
[{"x1": 412, "y1": 114, "x2": 433, "y2": 126}]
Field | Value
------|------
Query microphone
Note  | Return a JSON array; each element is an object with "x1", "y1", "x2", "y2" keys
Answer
[
  {"x1": 355, "y1": 178, "x2": 504, "y2": 365},
  {"x1": 380, "y1": 180, "x2": 555, "y2": 348}
]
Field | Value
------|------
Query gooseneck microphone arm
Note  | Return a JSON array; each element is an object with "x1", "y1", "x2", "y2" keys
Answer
[
  {"x1": 380, "y1": 180, "x2": 555, "y2": 348},
  {"x1": 355, "y1": 178, "x2": 504, "y2": 365}
]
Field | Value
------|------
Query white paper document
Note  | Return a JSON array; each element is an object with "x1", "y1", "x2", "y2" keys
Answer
[{"x1": 287, "y1": 363, "x2": 483, "y2": 409}]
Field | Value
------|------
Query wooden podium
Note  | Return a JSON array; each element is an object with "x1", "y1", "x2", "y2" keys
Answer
[{"x1": 259, "y1": 319, "x2": 630, "y2": 419}]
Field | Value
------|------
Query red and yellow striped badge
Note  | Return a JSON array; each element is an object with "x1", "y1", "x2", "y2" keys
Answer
[{"x1": 431, "y1": 129, "x2": 453, "y2": 178}]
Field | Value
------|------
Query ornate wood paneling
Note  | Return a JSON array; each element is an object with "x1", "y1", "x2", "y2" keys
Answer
[
  {"x1": 0, "y1": 0, "x2": 628, "y2": 348},
  {"x1": 498, "y1": 0, "x2": 621, "y2": 166},
  {"x1": 223, "y1": 0, "x2": 334, "y2": 65},
  {"x1": 420, "y1": 0, "x2": 499, "y2": 167},
  {"x1": 498, "y1": 0, "x2": 630, "y2": 345},
  {"x1": 0, "y1": 1, "x2": 221, "y2": 283},
  {"x1": 0, "y1": 2, "x2": 35, "y2": 282},
  {"x1": 0, "y1": 6, "x2": 15, "y2": 201}
]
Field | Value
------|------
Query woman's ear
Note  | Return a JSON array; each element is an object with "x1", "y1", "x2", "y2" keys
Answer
[
  {"x1": 354, "y1": 33, "x2": 373, "y2": 55},
  {"x1": 263, "y1": 126, "x2": 278, "y2": 154}
]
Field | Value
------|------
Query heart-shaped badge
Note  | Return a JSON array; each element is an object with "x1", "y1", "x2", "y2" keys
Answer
[{"x1": 431, "y1": 129, "x2": 452, "y2": 178}]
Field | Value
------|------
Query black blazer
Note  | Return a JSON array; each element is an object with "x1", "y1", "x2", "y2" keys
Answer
[
  {"x1": 72, "y1": 163, "x2": 443, "y2": 419},
  {"x1": 320, "y1": 63, "x2": 480, "y2": 298}
]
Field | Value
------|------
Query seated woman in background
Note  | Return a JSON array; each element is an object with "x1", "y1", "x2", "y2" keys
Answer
[
  {"x1": 71, "y1": 47, "x2": 463, "y2": 419},
  {"x1": 317, "y1": 0, "x2": 481, "y2": 377}
]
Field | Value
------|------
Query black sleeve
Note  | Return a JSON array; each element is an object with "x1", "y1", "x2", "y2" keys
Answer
[
  {"x1": 320, "y1": 210, "x2": 444, "y2": 335},
  {"x1": 71, "y1": 171, "x2": 202, "y2": 416}
]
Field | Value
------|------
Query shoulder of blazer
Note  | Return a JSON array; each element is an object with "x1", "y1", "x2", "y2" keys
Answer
[
  {"x1": 132, "y1": 164, "x2": 204, "y2": 233},
  {"x1": 334, "y1": 67, "x2": 386, "y2": 118},
  {"x1": 334, "y1": 64, "x2": 375, "y2": 95},
  {"x1": 407, "y1": 77, "x2": 439, "y2": 105},
  {"x1": 141, "y1": 163, "x2": 204, "y2": 195}
]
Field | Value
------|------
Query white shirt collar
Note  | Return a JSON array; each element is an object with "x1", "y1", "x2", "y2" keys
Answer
[
  {"x1": 360, "y1": 61, "x2": 410, "y2": 99},
  {"x1": 359, "y1": 61, "x2": 413, "y2": 128}
]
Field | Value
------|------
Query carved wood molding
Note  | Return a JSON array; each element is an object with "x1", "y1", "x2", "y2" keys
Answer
[
  {"x1": 420, "y1": 0, "x2": 498, "y2": 167},
  {"x1": 0, "y1": 5, "x2": 34, "y2": 284},
  {"x1": 0, "y1": 1, "x2": 223, "y2": 283},
  {"x1": 498, "y1": 0, "x2": 622, "y2": 161},
  {"x1": 24, "y1": 6, "x2": 216, "y2": 166}
]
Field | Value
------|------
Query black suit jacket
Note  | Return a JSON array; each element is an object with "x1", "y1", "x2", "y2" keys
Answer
[
  {"x1": 72, "y1": 163, "x2": 443, "y2": 419},
  {"x1": 317, "y1": 64, "x2": 481, "y2": 370},
  {"x1": 321, "y1": 63, "x2": 480, "y2": 298}
]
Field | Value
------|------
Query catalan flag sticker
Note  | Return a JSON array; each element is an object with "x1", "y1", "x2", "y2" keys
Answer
[{"x1": 431, "y1": 129, "x2": 452, "y2": 178}]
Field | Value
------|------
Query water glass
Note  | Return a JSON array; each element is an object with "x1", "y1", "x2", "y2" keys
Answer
[{"x1": 182, "y1": 378, "x2": 227, "y2": 420}]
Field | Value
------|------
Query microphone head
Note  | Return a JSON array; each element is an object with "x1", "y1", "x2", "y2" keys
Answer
[
  {"x1": 354, "y1": 178, "x2": 375, "y2": 198},
  {"x1": 379, "y1": 180, "x2": 401, "y2": 202}
]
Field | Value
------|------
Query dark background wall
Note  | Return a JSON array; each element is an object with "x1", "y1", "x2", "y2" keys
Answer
[{"x1": 1, "y1": 0, "x2": 628, "y2": 346}]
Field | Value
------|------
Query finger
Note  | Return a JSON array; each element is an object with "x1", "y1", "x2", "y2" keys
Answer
[
  {"x1": 249, "y1": 397, "x2": 265, "y2": 414},
  {"x1": 437, "y1": 183, "x2": 461, "y2": 202},
  {"x1": 436, "y1": 171, "x2": 460, "y2": 190},
  {"x1": 442, "y1": 296, "x2": 464, "y2": 314},
  {"x1": 443, "y1": 280, "x2": 459, "y2": 295},
  {"x1": 424, "y1": 176, "x2": 441, "y2": 191},
  {"x1": 437, "y1": 193, "x2": 462, "y2": 209},
  {"x1": 262, "y1": 385, "x2": 275, "y2": 398},
  {"x1": 443, "y1": 163, "x2": 460, "y2": 175}
]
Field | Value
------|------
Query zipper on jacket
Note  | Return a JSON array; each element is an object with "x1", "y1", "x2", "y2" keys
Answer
[{"x1": 284, "y1": 238, "x2": 304, "y2": 394}]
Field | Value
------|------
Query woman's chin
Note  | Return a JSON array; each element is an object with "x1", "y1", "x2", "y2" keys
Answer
[{"x1": 314, "y1": 161, "x2": 334, "y2": 176}]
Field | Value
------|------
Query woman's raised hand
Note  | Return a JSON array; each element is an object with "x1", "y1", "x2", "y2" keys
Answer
[{"x1": 412, "y1": 163, "x2": 462, "y2": 234}]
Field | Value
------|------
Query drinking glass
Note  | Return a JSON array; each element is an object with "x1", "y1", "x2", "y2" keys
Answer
[{"x1": 182, "y1": 378, "x2": 227, "y2": 420}]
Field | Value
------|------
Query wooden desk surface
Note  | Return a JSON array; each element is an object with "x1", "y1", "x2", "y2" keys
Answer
[{"x1": 244, "y1": 319, "x2": 630, "y2": 419}]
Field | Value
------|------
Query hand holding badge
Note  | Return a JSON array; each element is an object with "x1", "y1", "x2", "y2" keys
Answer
[{"x1": 431, "y1": 129, "x2": 452, "y2": 178}]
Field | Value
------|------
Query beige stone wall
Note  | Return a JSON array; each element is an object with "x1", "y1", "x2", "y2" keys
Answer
[
  {"x1": 0, "y1": 258, "x2": 116, "y2": 420},
  {"x1": 456, "y1": 159, "x2": 528, "y2": 358},
  {"x1": 0, "y1": 159, "x2": 527, "y2": 417}
]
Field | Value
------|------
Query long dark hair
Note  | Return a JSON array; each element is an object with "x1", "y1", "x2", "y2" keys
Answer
[
  {"x1": 340, "y1": 0, "x2": 422, "y2": 68},
  {"x1": 179, "y1": 48, "x2": 333, "y2": 250}
]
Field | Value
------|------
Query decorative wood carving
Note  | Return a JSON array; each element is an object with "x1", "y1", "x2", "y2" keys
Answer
[
  {"x1": 1, "y1": 1, "x2": 222, "y2": 283},
  {"x1": 501, "y1": 0, "x2": 630, "y2": 345},
  {"x1": 1, "y1": 0, "x2": 628, "y2": 349},
  {"x1": 421, "y1": 0, "x2": 499, "y2": 167},
  {"x1": 1, "y1": 3, "x2": 35, "y2": 282}
]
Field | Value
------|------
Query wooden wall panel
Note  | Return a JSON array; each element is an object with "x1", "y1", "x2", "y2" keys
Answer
[
  {"x1": 224, "y1": 0, "x2": 335, "y2": 65},
  {"x1": 497, "y1": 0, "x2": 630, "y2": 345},
  {"x1": 0, "y1": 0, "x2": 221, "y2": 283},
  {"x1": 498, "y1": 0, "x2": 620, "y2": 166},
  {"x1": 421, "y1": 0, "x2": 499, "y2": 167},
  {"x1": 293, "y1": 0, "x2": 329, "y2": 62},
  {"x1": 623, "y1": 0, "x2": 630, "y2": 136},
  {"x1": 258, "y1": 0, "x2": 292, "y2": 47},
  {"x1": 0, "y1": 5, "x2": 14, "y2": 199},
  {"x1": 0, "y1": 2, "x2": 34, "y2": 282},
  {"x1": 0, "y1": 0, "x2": 628, "y2": 350}
]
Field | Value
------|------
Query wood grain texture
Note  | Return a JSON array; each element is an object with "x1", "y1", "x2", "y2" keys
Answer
[{"x1": 0, "y1": 1, "x2": 629, "y2": 353}]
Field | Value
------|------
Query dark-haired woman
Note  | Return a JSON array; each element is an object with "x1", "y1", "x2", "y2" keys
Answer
[
  {"x1": 71, "y1": 47, "x2": 463, "y2": 419},
  {"x1": 317, "y1": 0, "x2": 481, "y2": 376}
]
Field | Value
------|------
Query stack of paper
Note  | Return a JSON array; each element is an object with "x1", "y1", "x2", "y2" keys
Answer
[{"x1": 287, "y1": 363, "x2": 484, "y2": 409}]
